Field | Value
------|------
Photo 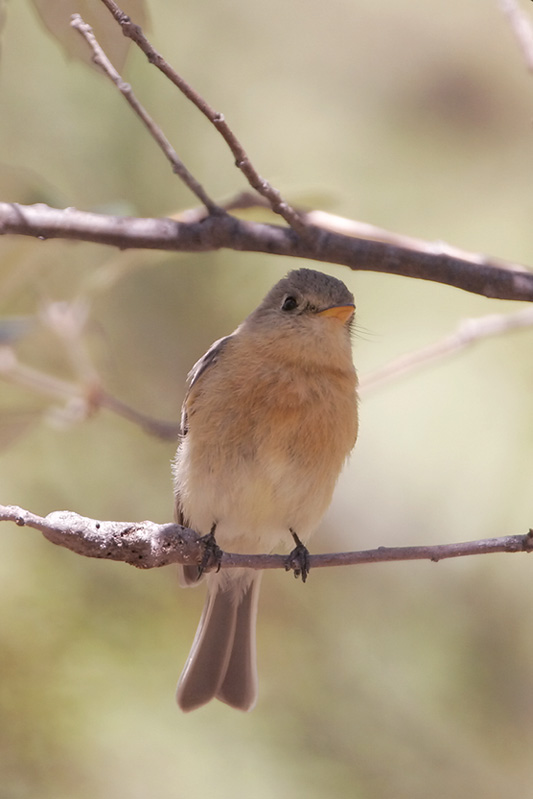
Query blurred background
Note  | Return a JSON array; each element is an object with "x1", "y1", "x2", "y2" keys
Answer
[{"x1": 1, "y1": 0, "x2": 533, "y2": 797}]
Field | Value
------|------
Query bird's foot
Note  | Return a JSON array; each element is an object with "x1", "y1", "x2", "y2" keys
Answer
[
  {"x1": 197, "y1": 523, "x2": 223, "y2": 577},
  {"x1": 285, "y1": 529, "x2": 310, "y2": 583}
]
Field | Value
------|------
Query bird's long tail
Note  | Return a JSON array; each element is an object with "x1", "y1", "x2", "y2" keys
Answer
[{"x1": 176, "y1": 570, "x2": 261, "y2": 712}]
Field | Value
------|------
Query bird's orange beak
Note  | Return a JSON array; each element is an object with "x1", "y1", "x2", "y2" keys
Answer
[{"x1": 317, "y1": 304, "x2": 355, "y2": 324}]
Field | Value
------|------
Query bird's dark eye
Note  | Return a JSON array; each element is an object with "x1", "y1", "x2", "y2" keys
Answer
[{"x1": 281, "y1": 295, "x2": 298, "y2": 312}]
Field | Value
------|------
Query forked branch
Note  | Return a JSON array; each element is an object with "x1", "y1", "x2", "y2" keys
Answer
[
  {"x1": 77, "y1": 1, "x2": 309, "y2": 235},
  {"x1": 2, "y1": 201, "x2": 533, "y2": 301}
]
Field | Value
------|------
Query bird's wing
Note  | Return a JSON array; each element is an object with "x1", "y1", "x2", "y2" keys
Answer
[
  {"x1": 179, "y1": 334, "x2": 234, "y2": 436},
  {"x1": 175, "y1": 333, "x2": 233, "y2": 533}
]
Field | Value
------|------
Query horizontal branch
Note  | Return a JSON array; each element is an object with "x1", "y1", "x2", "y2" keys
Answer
[
  {"x1": 2, "y1": 504, "x2": 533, "y2": 572},
  {"x1": 1, "y1": 202, "x2": 533, "y2": 301}
]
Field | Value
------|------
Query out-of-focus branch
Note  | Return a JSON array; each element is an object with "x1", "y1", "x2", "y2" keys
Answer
[
  {"x1": 2, "y1": 503, "x2": 533, "y2": 570},
  {"x1": 2, "y1": 202, "x2": 533, "y2": 301},
  {"x1": 500, "y1": 0, "x2": 533, "y2": 72},
  {"x1": 98, "y1": 390, "x2": 178, "y2": 439},
  {"x1": 360, "y1": 305, "x2": 533, "y2": 394},
  {"x1": 0, "y1": 342, "x2": 178, "y2": 439}
]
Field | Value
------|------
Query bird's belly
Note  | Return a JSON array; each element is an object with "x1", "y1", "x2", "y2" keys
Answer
[
  {"x1": 177, "y1": 435, "x2": 343, "y2": 555},
  {"x1": 174, "y1": 366, "x2": 358, "y2": 554}
]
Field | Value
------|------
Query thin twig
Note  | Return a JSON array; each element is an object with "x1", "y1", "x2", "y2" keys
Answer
[
  {"x1": 0, "y1": 346, "x2": 80, "y2": 402},
  {"x1": 98, "y1": 390, "x2": 179, "y2": 439},
  {"x1": 360, "y1": 305, "x2": 533, "y2": 394},
  {"x1": 1, "y1": 503, "x2": 532, "y2": 570},
  {"x1": 70, "y1": 14, "x2": 221, "y2": 215},
  {"x1": 0, "y1": 346, "x2": 178, "y2": 438},
  {"x1": 96, "y1": 0, "x2": 310, "y2": 237}
]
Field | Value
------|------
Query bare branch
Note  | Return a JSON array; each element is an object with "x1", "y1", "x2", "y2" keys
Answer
[
  {"x1": 304, "y1": 209, "x2": 522, "y2": 270},
  {"x1": 0, "y1": 504, "x2": 200, "y2": 569},
  {"x1": 1, "y1": 202, "x2": 533, "y2": 301},
  {"x1": 2, "y1": 503, "x2": 533, "y2": 570},
  {"x1": 70, "y1": 14, "x2": 220, "y2": 215},
  {"x1": 98, "y1": 390, "x2": 179, "y2": 439},
  {"x1": 175, "y1": 198, "x2": 533, "y2": 276},
  {"x1": 0, "y1": 343, "x2": 178, "y2": 438},
  {"x1": 0, "y1": 344, "x2": 79, "y2": 402},
  {"x1": 97, "y1": 0, "x2": 309, "y2": 236},
  {"x1": 360, "y1": 305, "x2": 533, "y2": 394}
]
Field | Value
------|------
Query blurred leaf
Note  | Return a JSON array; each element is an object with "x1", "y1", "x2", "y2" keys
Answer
[{"x1": 29, "y1": 0, "x2": 149, "y2": 71}]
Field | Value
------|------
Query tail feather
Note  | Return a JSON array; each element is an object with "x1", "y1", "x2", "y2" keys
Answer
[
  {"x1": 176, "y1": 572, "x2": 261, "y2": 712},
  {"x1": 179, "y1": 564, "x2": 203, "y2": 587},
  {"x1": 216, "y1": 575, "x2": 261, "y2": 710}
]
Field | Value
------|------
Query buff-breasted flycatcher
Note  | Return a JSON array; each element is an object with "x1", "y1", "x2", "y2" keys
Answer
[{"x1": 173, "y1": 268, "x2": 358, "y2": 712}]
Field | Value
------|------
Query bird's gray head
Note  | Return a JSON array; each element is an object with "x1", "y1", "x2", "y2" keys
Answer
[{"x1": 252, "y1": 268, "x2": 355, "y2": 326}]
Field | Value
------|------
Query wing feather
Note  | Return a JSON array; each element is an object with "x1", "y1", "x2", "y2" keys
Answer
[{"x1": 175, "y1": 334, "x2": 233, "y2": 531}]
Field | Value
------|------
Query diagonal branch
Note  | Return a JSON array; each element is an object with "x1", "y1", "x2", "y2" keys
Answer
[
  {"x1": 500, "y1": 0, "x2": 533, "y2": 72},
  {"x1": 70, "y1": 14, "x2": 220, "y2": 215},
  {"x1": 97, "y1": 0, "x2": 310, "y2": 237},
  {"x1": 1, "y1": 504, "x2": 533, "y2": 571},
  {"x1": 360, "y1": 305, "x2": 533, "y2": 394},
  {"x1": 1, "y1": 201, "x2": 533, "y2": 301},
  {"x1": 0, "y1": 343, "x2": 179, "y2": 439}
]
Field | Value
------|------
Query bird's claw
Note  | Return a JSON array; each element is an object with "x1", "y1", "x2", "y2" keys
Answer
[
  {"x1": 197, "y1": 525, "x2": 223, "y2": 577},
  {"x1": 285, "y1": 529, "x2": 310, "y2": 583}
]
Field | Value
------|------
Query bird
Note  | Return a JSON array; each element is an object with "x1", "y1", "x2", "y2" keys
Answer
[{"x1": 173, "y1": 267, "x2": 359, "y2": 712}]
